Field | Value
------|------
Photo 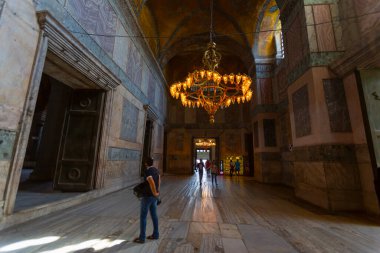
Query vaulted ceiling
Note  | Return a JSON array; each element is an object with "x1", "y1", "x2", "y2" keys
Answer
[{"x1": 132, "y1": 0, "x2": 280, "y2": 85}]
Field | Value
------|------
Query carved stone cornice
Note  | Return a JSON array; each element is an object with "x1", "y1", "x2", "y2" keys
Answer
[
  {"x1": 330, "y1": 34, "x2": 380, "y2": 77},
  {"x1": 37, "y1": 11, "x2": 120, "y2": 90}
]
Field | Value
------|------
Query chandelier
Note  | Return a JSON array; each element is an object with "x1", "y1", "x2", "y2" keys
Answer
[
  {"x1": 169, "y1": 0, "x2": 253, "y2": 123},
  {"x1": 195, "y1": 138, "x2": 216, "y2": 147}
]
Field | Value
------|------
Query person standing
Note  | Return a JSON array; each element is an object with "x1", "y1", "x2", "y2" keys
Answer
[
  {"x1": 197, "y1": 160, "x2": 205, "y2": 186},
  {"x1": 235, "y1": 159, "x2": 241, "y2": 176},
  {"x1": 211, "y1": 160, "x2": 218, "y2": 186},
  {"x1": 134, "y1": 157, "x2": 160, "y2": 243},
  {"x1": 229, "y1": 159, "x2": 234, "y2": 176},
  {"x1": 205, "y1": 159, "x2": 211, "y2": 176}
]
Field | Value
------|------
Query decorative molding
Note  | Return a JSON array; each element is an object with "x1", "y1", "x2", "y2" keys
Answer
[
  {"x1": 330, "y1": 34, "x2": 380, "y2": 77},
  {"x1": 144, "y1": 104, "x2": 159, "y2": 120},
  {"x1": 37, "y1": 11, "x2": 120, "y2": 90}
]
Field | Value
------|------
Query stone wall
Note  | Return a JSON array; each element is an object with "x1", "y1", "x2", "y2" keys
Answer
[
  {"x1": 0, "y1": 0, "x2": 166, "y2": 220},
  {"x1": 0, "y1": 0, "x2": 40, "y2": 215}
]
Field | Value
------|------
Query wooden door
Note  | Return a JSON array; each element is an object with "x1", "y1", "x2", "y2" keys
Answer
[
  {"x1": 361, "y1": 70, "x2": 380, "y2": 168},
  {"x1": 54, "y1": 90, "x2": 104, "y2": 191}
]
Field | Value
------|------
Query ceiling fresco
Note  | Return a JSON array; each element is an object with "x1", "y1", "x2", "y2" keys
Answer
[{"x1": 132, "y1": 0, "x2": 280, "y2": 84}]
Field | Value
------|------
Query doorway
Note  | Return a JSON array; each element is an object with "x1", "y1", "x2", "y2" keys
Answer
[
  {"x1": 193, "y1": 138, "x2": 218, "y2": 174},
  {"x1": 15, "y1": 73, "x2": 105, "y2": 211},
  {"x1": 141, "y1": 119, "x2": 153, "y2": 176}
]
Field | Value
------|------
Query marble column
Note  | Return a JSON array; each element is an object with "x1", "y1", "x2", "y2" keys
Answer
[{"x1": 253, "y1": 62, "x2": 281, "y2": 183}]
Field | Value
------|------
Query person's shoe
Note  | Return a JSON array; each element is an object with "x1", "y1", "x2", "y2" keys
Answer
[
  {"x1": 147, "y1": 235, "x2": 159, "y2": 240},
  {"x1": 133, "y1": 238, "x2": 145, "y2": 244}
]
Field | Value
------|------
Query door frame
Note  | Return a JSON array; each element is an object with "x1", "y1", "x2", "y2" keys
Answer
[
  {"x1": 356, "y1": 70, "x2": 380, "y2": 203},
  {"x1": 3, "y1": 11, "x2": 120, "y2": 215}
]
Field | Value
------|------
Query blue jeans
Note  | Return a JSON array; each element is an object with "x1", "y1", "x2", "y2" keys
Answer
[
  {"x1": 211, "y1": 173, "x2": 217, "y2": 185},
  {"x1": 139, "y1": 196, "x2": 159, "y2": 241}
]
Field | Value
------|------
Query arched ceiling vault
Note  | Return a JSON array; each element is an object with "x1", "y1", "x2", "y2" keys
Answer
[{"x1": 134, "y1": 0, "x2": 280, "y2": 84}]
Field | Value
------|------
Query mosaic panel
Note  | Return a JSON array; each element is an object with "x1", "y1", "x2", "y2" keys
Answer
[
  {"x1": 0, "y1": 129, "x2": 16, "y2": 161},
  {"x1": 66, "y1": 0, "x2": 117, "y2": 55},
  {"x1": 120, "y1": 98, "x2": 138, "y2": 142},
  {"x1": 108, "y1": 147, "x2": 140, "y2": 161},
  {"x1": 264, "y1": 119, "x2": 277, "y2": 147},
  {"x1": 323, "y1": 79, "x2": 352, "y2": 132},
  {"x1": 292, "y1": 85, "x2": 311, "y2": 138}
]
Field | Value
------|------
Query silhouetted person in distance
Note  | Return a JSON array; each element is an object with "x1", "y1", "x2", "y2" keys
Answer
[
  {"x1": 134, "y1": 157, "x2": 160, "y2": 243},
  {"x1": 229, "y1": 159, "x2": 234, "y2": 176},
  {"x1": 205, "y1": 159, "x2": 211, "y2": 176},
  {"x1": 235, "y1": 159, "x2": 240, "y2": 176},
  {"x1": 197, "y1": 160, "x2": 205, "y2": 186},
  {"x1": 211, "y1": 160, "x2": 218, "y2": 186}
]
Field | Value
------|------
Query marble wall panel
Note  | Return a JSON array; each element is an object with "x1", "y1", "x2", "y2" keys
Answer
[
  {"x1": 120, "y1": 98, "x2": 138, "y2": 142},
  {"x1": 155, "y1": 124, "x2": 163, "y2": 149},
  {"x1": 112, "y1": 20, "x2": 130, "y2": 72},
  {"x1": 196, "y1": 109, "x2": 210, "y2": 124},
  {"x1": 285, "y1": 14, "x2": 308, "y2": 73},
  {"x1": 292, "y1": 85, "x2": 311, "y2": 138},
  {"x1": 0, "y1": 0, "x2": 4, "y2": 19},
  {"x1": 225, "y1": 133, "x2": 240, "y2": 155},
  {"x1": 0, "y1": 0, "x2": 39, "y2": 130},
  {"x1": 354, "y1": 0, "x2": 380, "y2": 41},
  {"x1": 276, "y1": 67, "x2": 288, "y2": 101},
  {"x1": 0, "y1": 129, "x2": 16, "y2": 161},
  {"x1": 108, "y1": 147, "x2": 140, "y2": 161},
  {"x1": 313, "y1": 5, "x2": 336, "y2": 52},
  {"x1": 175, "y1": 133, "x2": 184, "y2": 151},
  {"x1": 323, "y1": 79, "x2": 352, "y2": 132},
  {"x1": 148, "y1": 74, "x2": 156, "y2": 106},
  {"x1": 254, "y1": 121, "x2": 259, "y2": 147},
  {"x1": 126, "y1": 43, "x2": 143, "y2": 86},
  {"x1": 263, "y1": 119, "x2": 277, "y2": 147},
  {"x1": 257, "y1": 78, "x2": 274, "y2": 104},
  {"x1": 140, "y1": 64, "x2": 149, "y2": 96},
  {"x1": 66, "y1": 0, "x2": 117, "y2": 55}
]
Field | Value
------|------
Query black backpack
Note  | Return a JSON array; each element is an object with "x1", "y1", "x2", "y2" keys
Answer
[{"x1": 133, "y1": 181, "x2": 150, "y2": 198}]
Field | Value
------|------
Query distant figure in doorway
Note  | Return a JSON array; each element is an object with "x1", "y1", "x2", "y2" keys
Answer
[
  {"x1": 235, "y1": 159, "x2": 240, "y2": 176},
  {"x1": 197, "y1": 161, "x2": 205, "y2": 186},
  {"x1": 134, "y1": 157, "x2": 160, "y2": 244},
  {"x1": 205, "y1": 159, "x2": 211, "y2": 176},
  {"x1": 211, "y1": 160, "x2": 219, "y2": 186},
  {"x1": 229, "y1": 159, "x2": 235, "y2": 176}
]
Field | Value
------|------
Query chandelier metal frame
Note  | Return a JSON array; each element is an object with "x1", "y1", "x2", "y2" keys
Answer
[{"x1": 169, "y1": 0, "x2": 253, "y2": 123}]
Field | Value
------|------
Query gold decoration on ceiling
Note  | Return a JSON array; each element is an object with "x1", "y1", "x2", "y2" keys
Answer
[{"x1": 169, "y1": 0, "x2": 253, "y2": 124}]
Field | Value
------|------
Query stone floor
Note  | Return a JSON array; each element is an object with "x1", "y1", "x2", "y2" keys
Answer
[{"x1": 0, "y1": 174, "x2": 380, "y2": 253}]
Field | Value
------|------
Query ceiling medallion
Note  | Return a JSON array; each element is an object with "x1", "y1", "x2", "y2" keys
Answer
[{"x1": 169, "y1": 0, "x2": 253, "y2": 124}]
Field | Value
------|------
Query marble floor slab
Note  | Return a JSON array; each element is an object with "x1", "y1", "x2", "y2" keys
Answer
[{"x1": 0, "y1": 175, "x2": 380, "y2": 253}]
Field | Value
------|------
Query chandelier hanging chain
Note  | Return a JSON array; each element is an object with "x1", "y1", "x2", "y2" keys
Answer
[
  {"x1": 169, "y1": 0, "x2": 254, "y2": 124},
  {"x1": 209, "y1": 0, "x2": 214, "y2": 43}
]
